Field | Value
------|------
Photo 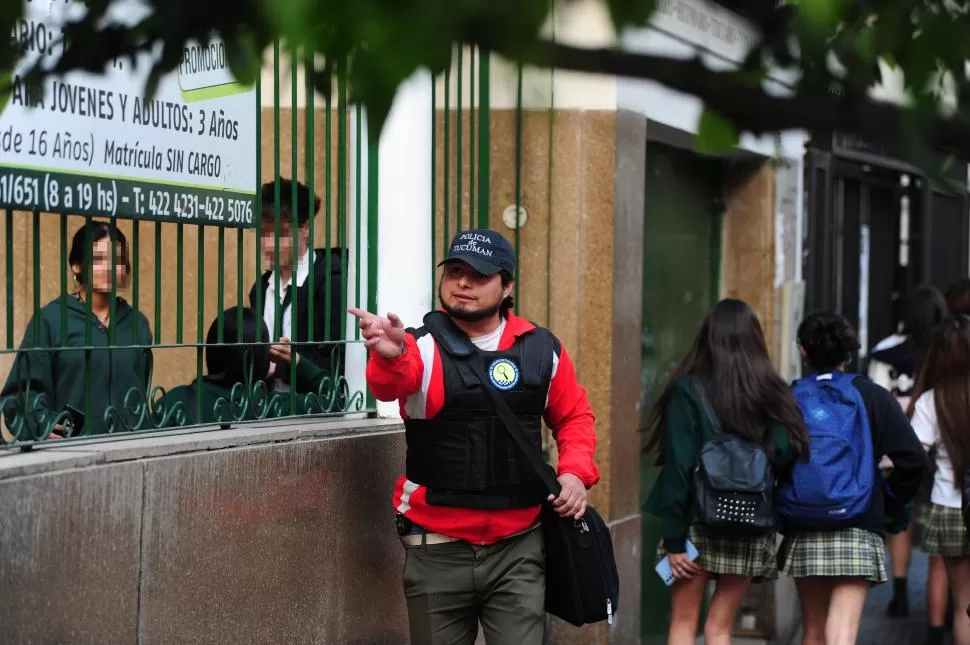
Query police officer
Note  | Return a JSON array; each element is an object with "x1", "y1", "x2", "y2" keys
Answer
[{"x1": 349, "y1": 229, "x2": 599, "y2": 645}]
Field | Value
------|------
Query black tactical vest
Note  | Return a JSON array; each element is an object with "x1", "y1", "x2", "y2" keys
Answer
[{"x1": 404, "y1": 312, "x2": 558, "y2": 510}]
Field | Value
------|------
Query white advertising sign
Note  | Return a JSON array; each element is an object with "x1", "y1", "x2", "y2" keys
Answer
[{"x1": 1, "y1": 0, "x2": 257, "y2": 226}]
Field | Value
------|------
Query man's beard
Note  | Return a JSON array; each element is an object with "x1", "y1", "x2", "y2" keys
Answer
[{"x1": 439, "y1": 288, "x2": 502, "y2": 322}]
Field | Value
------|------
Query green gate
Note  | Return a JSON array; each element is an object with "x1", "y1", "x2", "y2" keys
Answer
[{"x1": 0, "y1": 45, "x2": 378, "y2": 446}]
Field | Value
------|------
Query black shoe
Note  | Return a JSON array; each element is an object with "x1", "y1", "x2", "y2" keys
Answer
[{"x1": 888, "y1": 594, "x2": 910, "y2": 618}]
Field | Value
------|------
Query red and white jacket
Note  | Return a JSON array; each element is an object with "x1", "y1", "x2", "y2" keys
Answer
[{"x1": 366, "y1": 312, "x2": 599, "y2": 545}]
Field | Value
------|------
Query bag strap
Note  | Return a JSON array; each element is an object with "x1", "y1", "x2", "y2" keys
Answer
[
  {"x1": 689, "y1": 376, "x2": 723, "y2": 436},
  {"x1": 423, "y1": 312, "x2": 563, "y2": 497}
]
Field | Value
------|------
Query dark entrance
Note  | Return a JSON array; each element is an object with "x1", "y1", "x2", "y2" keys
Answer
[{"x1": 804, "y1": 135, "x2": 969, "y2": 364}]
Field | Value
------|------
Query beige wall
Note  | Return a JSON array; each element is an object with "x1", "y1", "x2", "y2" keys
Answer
[{"x1": 721, "y1": 163, "x2": 778, "y2": 356}]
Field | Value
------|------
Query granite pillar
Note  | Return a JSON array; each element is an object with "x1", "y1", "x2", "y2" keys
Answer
[{"x1": 434, "y1": 108, "x2": 645, "y2": 645}]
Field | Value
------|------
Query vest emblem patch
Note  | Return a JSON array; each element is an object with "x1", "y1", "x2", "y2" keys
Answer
[{"x1": 488, "y1": 358, "x2": 520, "y2": 390}]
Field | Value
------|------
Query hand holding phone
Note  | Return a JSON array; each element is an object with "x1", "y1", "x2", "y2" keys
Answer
[
  {"x1": 655, "y1": 539, "x2": 700, "y2": 586},
  {"x1": 62, "y1": 404, "x2": 85, "y2": 436}
]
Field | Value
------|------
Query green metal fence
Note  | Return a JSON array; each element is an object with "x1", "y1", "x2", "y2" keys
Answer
[{"x1": 0, "y1": 48, "x2": 376, "y2": 448}]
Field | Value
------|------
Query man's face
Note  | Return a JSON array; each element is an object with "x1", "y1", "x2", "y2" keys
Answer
[
  {"x1": 438, "y1": 261, "x2": 511, "y2": 321},
  {"x1": 259, "y1": 215, "x2": 308, "y2": 268}
]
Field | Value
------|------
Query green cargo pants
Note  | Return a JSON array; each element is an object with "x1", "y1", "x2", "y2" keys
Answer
[{"x1": 402, "y1": 527, "x2": 545, "y2": 645}]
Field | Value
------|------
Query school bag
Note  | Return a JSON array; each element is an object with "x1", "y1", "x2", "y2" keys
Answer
[
  {"x1": 691, "y1": 378, "x2": 777, "y2": 535},
  {"x1": 777, "y1": 372, "x2": 875, "y2": 524}
]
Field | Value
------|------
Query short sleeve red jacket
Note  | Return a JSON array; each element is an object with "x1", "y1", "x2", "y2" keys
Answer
[{"x1": 365, "y1": 312, "x2": 599, "y2": 545}]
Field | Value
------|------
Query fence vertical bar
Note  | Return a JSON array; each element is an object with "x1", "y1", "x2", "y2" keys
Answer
[
  {"x1": 4, "y1": 211, "x2": 11, "y2": 349},
  {"x1": 477, "y1": 50, "x2": 491, "y2": 229},
  {"x1": 60, "y1": 215, "x2": 67, "y2": 347},
  {"x1": 196, "y1": 224, "x2": 205, "y2": 423},
  {"x1": 470, "y1": 47, "x2": 476, "y2": 230},
  {"x1": 289, "y1": 47, "x2": 300, "y2": 412},
  {"x1": 366, "y1": 126, "x2": 379, "y2": 412},
  {"x1": 337, "y1": 59, "x2": 348, "y2": 342},
  {"x1": 253, "y1": 57, "x2": 263, "y2": 345},
  {"x1": 217, "y1": 227, "x2": 225, "y2": 342},
  {"x1": 273, "y1": 41, "x2": 282, "y2": 342},
  {"x1": 456, "y1": 46, "x2": 463, "y2": 231},
  {"x1": 131, "y1": 223, "x2": 140, "y2": 344},
  {"x1": 431, "y1": 77, "x2": 437, "y2": 302},
  {"x1": 154, "y1": 222, "x2": 162, "y2": 343},
  {"x1": 31, "y1": 212, "x2": 40, "y2": 346},
  {"x1": 83, "y1": 216, "x2": 92, "y2": 435},
  {"x1": 443, "y1": 60, "x2": 450, "y2": 257},
  {"x1": 176, "y1": 223, "x2": 184, "y2": 343},
  {"x1": 324, "y1": 76, "x2": 332, "y2": 343},
  {"x1": 354, "y1": 104, "x2": 362, "y2": 342},
  {"x1": 305, "y1": 58, "x2": 316, "y2": 347},
  {"x1": 108, "y1": 218, "x2": 116, "y2": 348}
]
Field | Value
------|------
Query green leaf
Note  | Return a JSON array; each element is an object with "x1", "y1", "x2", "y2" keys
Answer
[
  {"x1": 225, "y1": 30, "x2": 262, "y2": 87},
  {"x1": 607, "y1": 0, "x2": 658, "y2": 29},
  {"x1": 695, "y1": 108, "x2": 739, "y2": 155},
  {"x1": 798, "y1": 0, "x2": 841, "y2": 33},
  {"x1": 0, "y1": 69, "x2": 11, "y2": 116}
]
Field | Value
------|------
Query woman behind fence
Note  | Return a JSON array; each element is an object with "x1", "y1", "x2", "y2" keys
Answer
[
  {"x1": 1, "y1": 220, "x2": 152, "y2": 439},
  {"x1": 779, "y1": 312, "x2": 926, "y2": 645},
  {"x1": 909, "y1": 315, "x2": 970, "y2": 645},
  {"x1": 642, "y1": 298, "x2": 809, "y2": 645}
]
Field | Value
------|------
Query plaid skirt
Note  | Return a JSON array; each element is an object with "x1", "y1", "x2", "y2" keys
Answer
[
  {"x1": 777, "y1": 528, "x2": 887, "y2": 584},
  {"x1": 916, "y1": 503, "x2": 970, "y2": 557},
  {"x1": 656, "y1": 526, "x2": 778, "y2": 581}
]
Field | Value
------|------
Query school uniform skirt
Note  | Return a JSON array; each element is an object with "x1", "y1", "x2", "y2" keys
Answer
[
  {"x1": 916, "y1": 503, "x2": 970, "y2": 557},
  {"x1": 777, "y1": 528, "x2": 887, "y2": 584},
  {"x1": 656, "y1": 525, "x2": 778, "y2": 581}
]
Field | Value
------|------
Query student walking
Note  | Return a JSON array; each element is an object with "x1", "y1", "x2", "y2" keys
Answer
[
  {"x1": 910, "y1": 314, "x2": 970, "y2": 645},
  {"x1": 868, "y1": 285, "x2": 950, "y2": 631},
  {"x1": 779, "y1": 311, "x2": 926, "y2": 645},
  {"x1": 642, "y1": 299, "x2": 809, "y2": 645}
]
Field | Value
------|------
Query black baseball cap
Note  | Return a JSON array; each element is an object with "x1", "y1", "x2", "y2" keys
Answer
[{"x1": 438, "y1": 228, "x2": 515, "y2": 277}]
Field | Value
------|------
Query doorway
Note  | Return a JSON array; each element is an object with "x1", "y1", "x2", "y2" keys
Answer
[{"x1": 640, "y1": 141, "x2": 726, "y2": 644}]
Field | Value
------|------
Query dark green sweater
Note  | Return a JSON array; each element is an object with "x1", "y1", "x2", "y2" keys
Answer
[
  {"x1": 154, "y1": 355, "x2": 334, "y2": 427},
  {"x1": 642, "y1": 376, "x2": 798, "y2": 553},
  {"x1": 1, "y1": 294, "x2": 153, "y2": 438}
]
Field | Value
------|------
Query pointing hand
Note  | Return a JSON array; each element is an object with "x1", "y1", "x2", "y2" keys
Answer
[{"x1": 348, "y1": 308, "x2": 406, "y2": 360}]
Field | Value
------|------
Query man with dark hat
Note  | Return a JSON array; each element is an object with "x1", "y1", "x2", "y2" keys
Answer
[{"x1": 350, "y1": 228, "x2": 599, "y2": 645}]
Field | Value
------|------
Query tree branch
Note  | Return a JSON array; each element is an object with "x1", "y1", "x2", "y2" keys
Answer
[{"x1": 477, "y1": 37, "x2": 970, "y2": 158}]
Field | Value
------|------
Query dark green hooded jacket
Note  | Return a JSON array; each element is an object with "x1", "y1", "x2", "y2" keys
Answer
[{"x1": 1, "y1": 294, "x2": 153, "y2": 438}]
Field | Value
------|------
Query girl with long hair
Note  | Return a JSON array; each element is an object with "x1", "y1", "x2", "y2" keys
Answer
[
  {"x1": 780, "y1": 312, "x2": 926, "y2": 645},
  {"x1": 910, "y1": 315, "x2": 970, "y2": 645},
  {"x1": 642, "y1": 299, "x2": 809, "y2": 645},
  {"x1": 868, "y1": 285, "x2": 947, "y2": 623}
]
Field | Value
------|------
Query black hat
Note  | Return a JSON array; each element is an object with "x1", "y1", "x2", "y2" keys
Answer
[{"x1": 438, "y1": 229, "x2": 515, "y2": 277}]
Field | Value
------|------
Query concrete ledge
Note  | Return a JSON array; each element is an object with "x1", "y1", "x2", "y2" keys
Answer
[{"x1": 0, "y1": 417, "x2": 405, "y2": 480}]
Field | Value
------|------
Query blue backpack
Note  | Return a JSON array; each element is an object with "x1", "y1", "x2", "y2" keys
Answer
[{"x1": 777, "y1": 372, "x2": 875, "y2": 524}]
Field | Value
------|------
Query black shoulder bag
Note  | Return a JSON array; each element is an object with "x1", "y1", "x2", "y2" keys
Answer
[{"x1": 423, "y1": 312, "x2": 620, "y2": 627}]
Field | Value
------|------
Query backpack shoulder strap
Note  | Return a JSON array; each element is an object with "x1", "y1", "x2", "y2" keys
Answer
[
  {"x1": 421, "y1": 311, "x2": 476, "y2": 357},
  {"x1": 689, "y1": 376, "x2": 723, "y2": 436}
]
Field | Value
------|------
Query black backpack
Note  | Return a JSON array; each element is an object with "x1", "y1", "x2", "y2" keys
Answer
[{"x1": 691, "y1": 379, "x2": 776, "y2": 535}]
